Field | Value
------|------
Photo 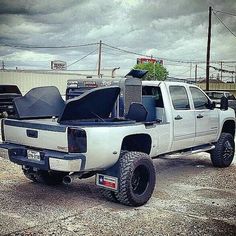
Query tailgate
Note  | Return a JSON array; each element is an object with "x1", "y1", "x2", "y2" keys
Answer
[{"x1": 2, "y1": 119, "x2": 68, "y2": 152}]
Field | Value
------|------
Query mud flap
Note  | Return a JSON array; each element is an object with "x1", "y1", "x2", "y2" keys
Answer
[{"x1": 95, "y1": 159, "x2": 120, "y2": 191}]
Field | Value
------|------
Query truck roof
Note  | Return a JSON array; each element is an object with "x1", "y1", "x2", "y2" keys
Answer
[
  {"x1": 205, "y1": 90, "x2": 230, "y2": 93},
  {"x1": 142, "y1": 80, "x2": 197, "y2": 87}
]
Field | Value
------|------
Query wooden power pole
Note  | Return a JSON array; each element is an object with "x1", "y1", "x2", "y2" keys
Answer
[
  {"x1": 195, "y1": 64, "x2": 198, "y2": 83},
  {"x1": 220, "y1": 61, "x2": 223, "y2": 81},
  {"x1": 235, "y1": 65, "x2": 236, "y2": 83},
  {"x1": 206, "y1": 6, "x2": 212, "y2": 91},
  {"x1": 98, "y1": 40, "x2": 102, "y2": 77}
]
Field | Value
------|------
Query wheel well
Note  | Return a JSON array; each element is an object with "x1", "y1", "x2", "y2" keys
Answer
[
  {"x1": 121, "y1": 134, "x2": 152, "y2": 154},
  {"x1": 222, "y1": 120, "x2": 235, "y2": 138}
]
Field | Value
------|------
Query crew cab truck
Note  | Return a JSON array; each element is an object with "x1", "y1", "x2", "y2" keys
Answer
[{"x1": 0, "y1": 81, "x2": 235, "y2": 207}]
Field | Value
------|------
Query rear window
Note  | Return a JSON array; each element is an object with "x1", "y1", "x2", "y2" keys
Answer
[
  {"x1": 0, "y1": 85, "x2": 21, "y2": 94},
  {"x1": 169, "y1": 86, "x2": 190, "y2": 110}
]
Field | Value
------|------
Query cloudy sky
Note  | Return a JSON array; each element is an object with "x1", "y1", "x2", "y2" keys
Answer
[{"x1": 0, "y1": 0, "x2": 236, "y2": 79}]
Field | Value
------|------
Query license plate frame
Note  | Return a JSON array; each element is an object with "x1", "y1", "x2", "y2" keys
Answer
[
  {"x1": 27, "y1": 149, "x2": 41, "y2": 161},
  {"x1": 96, "y1": 174, "x2": 118, "y2": 191}
]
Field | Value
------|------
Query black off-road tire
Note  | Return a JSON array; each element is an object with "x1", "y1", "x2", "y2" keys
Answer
[
  {"x1": 35, "y1": 170, "x2": 68, "y2": 186},
  {"x1": 115, "y1": 151, "x2": 156, "y2": 207},
  {"x1": 100, "y1": 189, "x2": 118, "y2": 203},
  {"x1": 211, "y1": 132, "x2": 235, "y2": 167}
]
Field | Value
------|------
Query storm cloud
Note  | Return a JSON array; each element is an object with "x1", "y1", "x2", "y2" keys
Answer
[{"x1": 0, "y1": 0, "x2": 235, "y2": 79}]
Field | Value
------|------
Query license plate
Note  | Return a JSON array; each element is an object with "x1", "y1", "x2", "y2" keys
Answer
[{"x1": 27, "y1": 150, "x2": 41, "y2": 161}]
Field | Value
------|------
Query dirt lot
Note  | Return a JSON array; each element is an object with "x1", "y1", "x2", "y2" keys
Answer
[{"x1": 0, "y1": 147, "x2": 236, "y2": 236}]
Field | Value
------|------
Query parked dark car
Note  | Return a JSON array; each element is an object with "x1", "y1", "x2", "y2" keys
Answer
[
  {"x1": 0, "y1": 85, "x2": 22, "y2": 117},
  {"x1": 205, "y1": 90, "x2": 236, "y2": 113}
]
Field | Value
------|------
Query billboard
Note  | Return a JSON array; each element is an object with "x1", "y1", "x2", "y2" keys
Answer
[
  {"x1": 51, "y1": 60, "x2": 67, "y2": 70},
  {"x1": 137, "y1": 58, "x2": 163, "y2": 65}
]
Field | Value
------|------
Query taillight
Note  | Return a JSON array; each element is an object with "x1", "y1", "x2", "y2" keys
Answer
[
  {"x1": 1, "y1": 119, "x2": 5, "y2": 142},
  {"x1": 67, "y1": 128, "x2": 87, "y2": 153}
]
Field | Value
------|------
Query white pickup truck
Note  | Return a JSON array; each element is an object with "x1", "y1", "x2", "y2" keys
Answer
[{"x1": 0, "y1": 81, "x2": 235, "y2": 207}]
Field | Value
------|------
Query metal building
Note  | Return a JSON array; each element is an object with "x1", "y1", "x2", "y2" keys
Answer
[{"x1": 0, "y1": 69, "x2": 116, "y2": 96}]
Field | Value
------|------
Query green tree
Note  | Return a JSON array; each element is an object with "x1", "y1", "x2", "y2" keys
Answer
[{"x1": 134, "y1": 62, "x2": 168, "y2": 81}]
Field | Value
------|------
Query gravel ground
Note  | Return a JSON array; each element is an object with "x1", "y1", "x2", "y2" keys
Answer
[{"x1": 0, "y1": 148, "x2": 236, "y2": 236}]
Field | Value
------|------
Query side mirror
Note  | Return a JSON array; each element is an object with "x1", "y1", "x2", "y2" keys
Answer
[
  {"x1": 211, "y1": 101, "x2": 216, "y2": 109},
  {"x1": 220, "y1": 96, "x2": 228, "y2": 110},
  {"x1": 208, "y1": 100, "x2": 215, "y2": 110}
]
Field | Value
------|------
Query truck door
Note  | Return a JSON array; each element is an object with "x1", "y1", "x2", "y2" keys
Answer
[
  {"x1": 169, "y1": 85, "x2": 195, "y2": 151},
  {"x1": 190, "y1": 87, "x2": 219, "y2": 145}
]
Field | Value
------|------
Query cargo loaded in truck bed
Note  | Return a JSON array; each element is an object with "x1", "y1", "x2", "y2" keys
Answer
[
  {"x1": 1, "y1": 86, "x2": 138, "y2": 172},
  {"x1": 1, "y1": 85, "x2": 130, "y2": 149}
]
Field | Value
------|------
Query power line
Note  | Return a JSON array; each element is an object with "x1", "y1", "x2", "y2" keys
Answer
[
  {"x1": 103, "y1": 42, "x2": 236, "y2": 64},
  {"x1": 103, "y1": 43, "x2": 149, "y2": 57},
  {"x1": 1, "y1": 40, "x2": 236, "y2": 66},
  {"x1": 213, "y1": 11, "x2": 236, "y2": 38},
  {"x1": 197, "y1": 65, "x2": 206, "y2": 71},
  {"x1": 103, "y1": 42, "x2": 197, "y2": 63},
  {"x1": 67, "y1": 48, "x2": 98, "y2": 68},
  {"x1": 102, "y1": 50, "x2": 124, "y2": 57},
  {"x1": 214, "y1": 9, "x2": 236, "y2": 17},
  {"x1": 170, "y1": 69, "x2": 191, "y2": 78},
  {"x1": 0, "y1": 42, "x2": 99, "y2": 49},
  {"x1": 224, "y1": 64, "x2": 236, "y2": 68},
  {"x1": 210, "y1": 65, "x2": 236, "y2": 74},
  {"x1": 164, "y1": 63, "x2": 193, "y2": 68}
]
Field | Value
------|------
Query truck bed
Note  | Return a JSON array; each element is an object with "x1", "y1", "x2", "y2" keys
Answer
[{"x1": 2, "y1": 118, "x2": 137, "y2": 153}]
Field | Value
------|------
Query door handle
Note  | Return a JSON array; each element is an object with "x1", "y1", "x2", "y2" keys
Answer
[
  {"x1": 174, "y1": 115, "x2": 183, "y2": 120},
  {"x1": 197, "y1": 114, "x2": 204, "y2": 119}
]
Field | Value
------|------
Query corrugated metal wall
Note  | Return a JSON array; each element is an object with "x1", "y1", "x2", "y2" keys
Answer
[
  {"x1": 0, "y1": 70, "x2": 113, "y2": 95},
  {"x1": 198, "y1": 83, "x2": 236, "y2": 95},
  {"x1": 3, "y1": 70, "x2": 236, "y2": 97}
]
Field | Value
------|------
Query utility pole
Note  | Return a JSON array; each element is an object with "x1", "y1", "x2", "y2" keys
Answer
[
  {"x1": 98, "y1": 40, "x2": 102, "y2": 77},
  {"x1": 1, "y1": 60, "x2": 5, "y2": 70},
  {"x1": 195, "y1": 64, "x2": 198, "y2": 83},
  {"x1": 235, "y1": 65, "x2": 236, "y2": 83},
  {"x1": 154, "y1": 60, "x2": 156, "y2": 80},
  {"x1": 220, "y1": 61, "x2": 223, "y2": 81},
  {"x1": 190, "y1": 62, "x2": 192, "y2": 80},
  {"x1": 206, "y1": 6, "x2": 212, "y2": 91}
]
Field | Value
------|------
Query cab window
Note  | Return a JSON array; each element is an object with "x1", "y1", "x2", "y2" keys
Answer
[
  {"x1": 169, "y1": 86, "x2": 190, "y2": 110},
  {"x1": 190, "y1": 87, "x2": 209, "y2": 110},
  {"x1": 142, "y1": 86, "x2": 164, "y2": 107}
]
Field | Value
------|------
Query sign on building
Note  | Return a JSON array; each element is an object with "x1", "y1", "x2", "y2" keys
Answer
[
  {"x1": 137, "y1": 58, "x2": 163, "y2": 65},
  {"x1": 51, "y1": 60, "x2": 67, "y2": 70}
]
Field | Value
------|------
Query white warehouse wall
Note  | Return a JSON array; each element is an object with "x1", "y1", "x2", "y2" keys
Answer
[{"x1": 0, "y1": 70, "x2": 115, "y2": 95}]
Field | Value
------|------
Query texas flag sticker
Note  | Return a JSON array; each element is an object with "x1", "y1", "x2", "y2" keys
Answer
[{"x1": 96, "y1": 174, "x2": 118, "y2": 191}]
